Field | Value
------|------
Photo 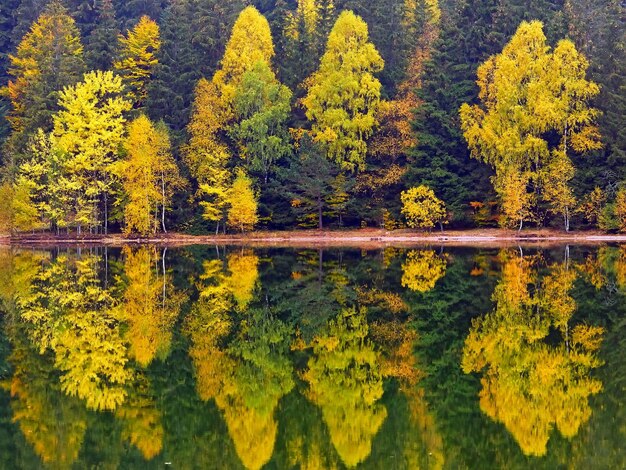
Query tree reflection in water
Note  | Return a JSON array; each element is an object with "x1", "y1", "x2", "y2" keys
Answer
[
  {"x1": 0, "y1": 245, "x2": 619, "y2": 468},
  {"x1": 462, "y1": 249, "x2": 604, "y2": 456}
]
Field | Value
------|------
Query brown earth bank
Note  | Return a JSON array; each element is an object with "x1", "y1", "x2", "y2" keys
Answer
[{"x1": 3, "y1": 228, "x2": 626, "y2": 248}]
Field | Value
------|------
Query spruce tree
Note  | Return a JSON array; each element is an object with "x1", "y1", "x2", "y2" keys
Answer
[
  {"x1": 84, "y1": 0, "x2": 119, "y2": 71},
  {"x1": 147, "y1": 0, "x2": 246, "y2": 133}
]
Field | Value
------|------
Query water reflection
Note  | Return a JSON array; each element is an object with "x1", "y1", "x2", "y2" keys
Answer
[
  {"x1": 462, "y1": 249, "x2": 603, "y2": 456},
  {"x1": 0, "y1": 245, "x2": 622, "y2": 468}
]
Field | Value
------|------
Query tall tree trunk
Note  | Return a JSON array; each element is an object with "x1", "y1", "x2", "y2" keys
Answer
[
  {"x1": 104, "y1": 192, "x2": 108, "y2": 235},
  {"x1": 161, "y1": 172, "x2": 167, "y2": 233},
  {"x1": 318, "y1": 195, "x2": 323, "y2": 230}
]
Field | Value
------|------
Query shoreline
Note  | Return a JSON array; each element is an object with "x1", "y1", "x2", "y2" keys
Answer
[{"x1": 3, "y1": 228, "x2": 626, "y2": 248}]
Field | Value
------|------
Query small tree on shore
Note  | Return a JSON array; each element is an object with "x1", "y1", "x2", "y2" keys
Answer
[
  {"x1": 227, "y1": 169, "x2": 258, "y2": 233},
  {"x1": 401, "y1": 185, "x2": 446, "y2": 231}
]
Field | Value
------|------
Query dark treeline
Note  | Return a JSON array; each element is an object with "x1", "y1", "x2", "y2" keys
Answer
[{"x1": 0, "y1": 0, "x2": 624, "y2": 235}]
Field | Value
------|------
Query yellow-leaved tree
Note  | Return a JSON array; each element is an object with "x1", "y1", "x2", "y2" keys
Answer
[
  {"x1": 212, "y1": 6, "x2": 275, "y2": 104},
  {"x1": 460, "y1": 21, "x2": 601, "y2": 230},
  {"x1": 400, "y1": 185, "x2": 447, "y2": 230},
  {"x1": 17, "y1": 254, "x2": 133, "y2": 412},
  {"x1": 118, "y1": 115, "x2": 183, "y2": 236},
  {"x1": 184, "y1": 78, "x2": 232, "y2": 233},
  {"x1": 1, "y1": 1, "x2": 84, "y2": 159},
  {"x1": 185, "y1": 6, "x2": 290, "y2": 230},
  {"x1": 118, "y1": 246, "x2": 185, "y2": 367},
  {"x1": 401, "y1": 250, "x2": 447, "y2": 293},
  {"x1": 114, "y1": 15, "x2": 161, "y2": 109},
  {"x1": 303, "y1": 10, "x2": 384, "y2": 172},
  {"x1": 53, "y1": 70, "x2": 131, "y2": 233},
  {"x1": 227, "y1": 169, "x2": 259, "y2": 233}
]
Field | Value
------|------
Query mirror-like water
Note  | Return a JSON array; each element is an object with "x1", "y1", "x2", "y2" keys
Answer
[{"x1": 0, "y1": 245, "x2": 623, "y2": 469}]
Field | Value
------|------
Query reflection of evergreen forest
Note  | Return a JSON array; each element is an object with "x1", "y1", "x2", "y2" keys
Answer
[{"x1": 0, "y1": 245, "x2": 624, "y2": 469}]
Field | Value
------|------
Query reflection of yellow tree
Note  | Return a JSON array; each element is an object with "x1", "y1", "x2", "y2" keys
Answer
[
  {"x1": 119, "y1": 246, "x2": 185, "y2": 367},
  {"x1": 401, "y1": 250, "x2": 447, "y2": 292},
  {"x1": 115, "y1": 373, "x2": 164, "y2": 460},
  {"x1": 227, "y1": 250, "x2": 259, "y2": 309},
  {"x1": 303, "y1": 307, "x2": 387, "y2": 467},
  {"x1": 214, "y1": 309, "x2": 294, "y2": 470},
  {"x1": 365, "y1": 286, "x2": 444, "y2": 470},
  {"x1": 462, "y1": 251, "x2": 604, "y2": 456},
  {"x1": 0, "y1": 248, "x2": 49, "y2": 310},
  {"x1": 4, "y1": 327, "x2": 87, "y2": 469},
  {"x1": 18, "y1": 254, "x2": 133, "y2": 411},
  {"x1": 186, "y1": 256, "x2": 293, "y2": 470},
  {"x1": 186, "y1": 259, "x2": 234, "y2": 401}
]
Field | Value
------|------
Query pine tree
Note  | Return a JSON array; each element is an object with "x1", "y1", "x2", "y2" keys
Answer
[
  {"x1": 283, "y1": 133, "x2": 337, "y2": 229},
  {"x1": 279, "y1": 0, "x2": 336, "y2": 92},
  {"x1": 1, "y1": 1, "x2": 85, "y2": 163},
  {"x1": 147, "y1": 0, "x2": 246, "y2": 132},
  {"x1": 113, "y1": 0, "x2": 168, "y2": 31},
  {"x1": 565, "y1": 0, "x2": 626, "y2": 194},
  {"x1": 408, "y1": 0, "x2": 568, "y2": 225},
  {"x1": 84, "y1": 0, "x2": 120, "y2": 71}
]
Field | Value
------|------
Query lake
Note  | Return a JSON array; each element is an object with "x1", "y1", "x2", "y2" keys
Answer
[{"x1": 0, "y1": 244, "x2": 623, "y2": 469}]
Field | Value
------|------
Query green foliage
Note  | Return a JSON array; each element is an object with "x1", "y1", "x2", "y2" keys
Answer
[
  {"x1": 303, "y1": 10, "x2": 384, "y2": 172},
  {"x1": 2, "y1": 1, "x2": 85, "y2": 162},
  {"x1": 0, "y1": 1, "x2": 624, "y2": 233},
  {"x1": 147, "y1": 0, "x2": 246, "y2": 132},
  {"x1": 282, "y1": 133, "x2": 338, "y2": 229},
  {"x1": 231, "y1": 60, "x2": 292, "y2": 184}
]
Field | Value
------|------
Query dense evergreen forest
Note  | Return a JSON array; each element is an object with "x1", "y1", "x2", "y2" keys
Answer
[{"x1": 0, "y1": 0, "x2": 624, "y2": 235}]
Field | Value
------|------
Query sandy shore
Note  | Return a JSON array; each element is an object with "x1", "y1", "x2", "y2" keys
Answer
[{"x1": 4, "y1": 228, "x2": 626, "y2": 248}]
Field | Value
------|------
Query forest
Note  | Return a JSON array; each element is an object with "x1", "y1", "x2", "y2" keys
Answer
[{"x1": 0, "y1": 0, "x2": 624, "y2": 236}]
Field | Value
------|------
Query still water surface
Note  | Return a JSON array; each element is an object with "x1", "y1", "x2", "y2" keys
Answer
[{"x1": 0, "y1": 245, "x2": 623, "y2": 469}]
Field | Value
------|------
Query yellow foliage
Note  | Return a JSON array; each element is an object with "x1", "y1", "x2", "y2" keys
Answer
[
  {"x1": 214, "y1": 6, "x2": 275, "y2": 97},
  {"x1": 116, "y1": 375, "x2": 164, "y2": 460},
  {"x1": 0, "y1": 182, "x2": 14, "y2": 233},
  {"x1": 227, "y1": 251, "x2": 260, "y2": 309},
  {"x1": 53, "y1": 70, "x2": 131, "y2": 229},
  {"x1": 460, "y1": 21, "x2": 601, "y2": 228},
  {"x1": 118, "y1": 115, "x2": 182, "y2": 235},
  {"x1": 401, "y1": 250, "x2": 447, "y2": 293},
  {"x1": 17, "y1": 254, "x2": 133, "y2": 411},
  {"x1": 615, "y1": 187, "x2": 626, "y2": 232},
  {"x1": 5, "y1": 328, "x2": 88, "y2": 469},
  {"x1": 303, "y1": 10, "x2": 384, "y2": 171},
  {"x1": 400, "y1": 185, "x2": 447, "y2": 230},
  {"x1": 578, "y1": 187, "x2": 606, "y2": 227},
  {"x1": 462, "y1": 252, "x2": 604, "y2": 456},
  {"x1": 218, "y1": 398, "x2": 278, "y2": 470},
  {"x1": 119, "y1": 246, "x2": 183, "y2": 367},
  {"x1": 114, "y1": 16, "x2": 161, "y2": 108},
  {"x1": 184, "y1": 78, "x2": 232, "y2": 225},
  {"x1": 356, "y1": 287, "x2": 408, "y2": 314},
  {"x1": 2, "y1": 2, "x2": 83, "y2": 134},
  {"x1": 303, "y1": 308, "x2": 387, "y2": 467},
  {"x1": 227, "y1": 169, "x2": 259, "y2": 232}
]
